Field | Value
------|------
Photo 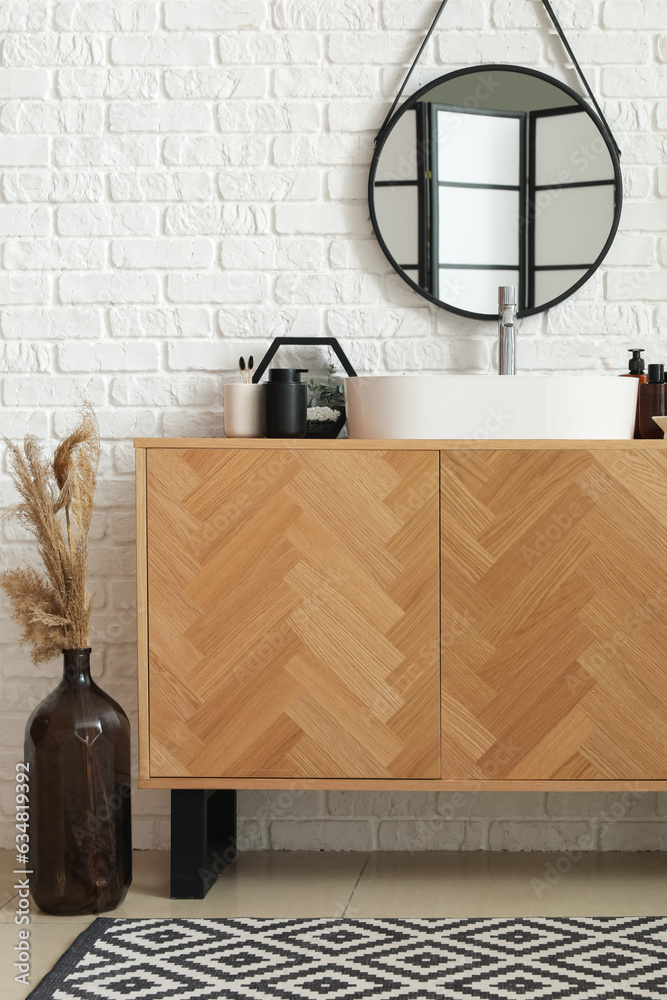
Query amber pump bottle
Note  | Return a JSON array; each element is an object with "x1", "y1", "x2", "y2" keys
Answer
[
  {"x1": 638, "y1": 363, "x2": 666, "y2": 439},
  {"x1": 620, "y1": 349, "x2": 648, "y2": 438}
]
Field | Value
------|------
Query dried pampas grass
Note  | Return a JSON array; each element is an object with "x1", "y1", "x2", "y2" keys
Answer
[{"x1": 1, "y1": 403, "x2": 100, "y2": 664}]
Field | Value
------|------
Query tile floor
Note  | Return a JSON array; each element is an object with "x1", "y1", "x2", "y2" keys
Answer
[{"x1": 1, "y1": 849, "x2": 666, "y2": 999}]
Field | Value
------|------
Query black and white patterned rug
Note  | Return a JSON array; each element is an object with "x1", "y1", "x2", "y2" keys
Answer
[{"x1": 27, "y1": 916, "x2": 667, "y2": 999}]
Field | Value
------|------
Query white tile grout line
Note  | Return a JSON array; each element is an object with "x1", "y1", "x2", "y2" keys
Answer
[
  {"x1": 0, "y1": 894, "x2": 18, "y2": 923},
  {"x1": 342, "y1": 853, "x2": 371, "y2": 918}
]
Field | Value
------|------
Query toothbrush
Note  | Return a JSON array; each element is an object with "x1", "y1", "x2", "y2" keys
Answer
[
  {"x1": 239, "y1": 356, "x2": 247, "y2": 384},
  {"x1": 247, "y1": 355, "x2": 254, "y2": 383}
]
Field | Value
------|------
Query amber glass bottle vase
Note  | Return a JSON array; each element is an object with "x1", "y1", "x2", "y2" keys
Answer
[{"x1": 24, "y1": 648, "x2": 132, "y2": 915}]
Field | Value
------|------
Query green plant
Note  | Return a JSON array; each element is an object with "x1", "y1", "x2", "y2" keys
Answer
[{"x1": 307, "y1": 364, "x2": 345, "y2": 408}]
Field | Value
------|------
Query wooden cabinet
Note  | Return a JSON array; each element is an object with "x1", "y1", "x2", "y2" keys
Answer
[
  {"x1": 143, "y1": 447, "x2": 440, "y2": 781},
  {"x1": 441, "y1": 448, "x2": 667, "y2": 781},
  {"x1": 136, "y1": 439, "x2": 667, "y2": 791}
]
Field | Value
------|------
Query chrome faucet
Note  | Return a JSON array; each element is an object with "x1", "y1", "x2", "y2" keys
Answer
[{"x1": 498, "y1": 285, "x2": 517, "y2": 375}]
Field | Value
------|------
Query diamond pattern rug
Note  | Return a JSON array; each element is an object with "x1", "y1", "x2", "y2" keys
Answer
[{"x1": 27, "y1": 917, "x2": 667, "y2": 999}]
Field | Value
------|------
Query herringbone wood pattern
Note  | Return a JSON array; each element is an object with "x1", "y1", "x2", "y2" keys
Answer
[
  {"x1": 442, "y1": 449, "x2": 667, "y2": 781},
  {"x1": 147, "y1": 448, "x2": 440, "y2": 779}
]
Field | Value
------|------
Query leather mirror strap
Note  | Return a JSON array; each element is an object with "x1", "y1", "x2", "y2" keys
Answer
[{"x1": 375, "y1": 0, "x2": 621, "y2": 160}]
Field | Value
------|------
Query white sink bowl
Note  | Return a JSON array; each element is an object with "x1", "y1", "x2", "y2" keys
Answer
[{"x1": 345, "y1": 375, "x2": 638, "y2": 440}]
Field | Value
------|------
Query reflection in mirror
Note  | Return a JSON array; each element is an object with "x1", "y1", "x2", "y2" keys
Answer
[{"x1": 370, "y1": 66, "x2": 621, "y2": 320}]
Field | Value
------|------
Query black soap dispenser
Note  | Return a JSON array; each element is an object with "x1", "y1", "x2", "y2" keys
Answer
[
  {"x1": 625, "y1": 349, "x2": 647, "y2": 378},
  {"x1": 262, "y1": 368, "x2": 308, "y2": 438}
]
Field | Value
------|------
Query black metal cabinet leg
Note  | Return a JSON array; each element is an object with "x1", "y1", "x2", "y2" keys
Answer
[{"x1": 170, "y1": 790, "x2": 237, "y2": 898}]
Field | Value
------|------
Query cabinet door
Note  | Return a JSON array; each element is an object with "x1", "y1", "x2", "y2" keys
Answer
[
  {"x1": 441, "y1": 449, "x2": 667, "y2": 780},
  {"x1": 147, "y1": 448, "x2": 440, "y2": 779}
]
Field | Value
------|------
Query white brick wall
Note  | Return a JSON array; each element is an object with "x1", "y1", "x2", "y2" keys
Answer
[{"x1": 1, "y1": 0, "x2": 666, "y2": 851}]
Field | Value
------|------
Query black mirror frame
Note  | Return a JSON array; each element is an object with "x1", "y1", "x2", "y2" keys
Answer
[{"x1": 368, "y1": 63, "x2": 623, "y2": 322}]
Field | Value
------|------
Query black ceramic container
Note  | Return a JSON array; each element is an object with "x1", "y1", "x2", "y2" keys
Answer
[{"x1": 262, "y1": 368, "x2": 308, "y2": 438}]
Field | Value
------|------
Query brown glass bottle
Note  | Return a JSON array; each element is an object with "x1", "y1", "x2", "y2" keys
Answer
[
  {"x1": 24, "y1": 648, "x2": 132, "y2": 915},
  {"x1": 638, "y1": 364, "x2": 666, "y2": 439},
  {"x1": 620, "y1": 349, "x2": 648, "y2": 439}
]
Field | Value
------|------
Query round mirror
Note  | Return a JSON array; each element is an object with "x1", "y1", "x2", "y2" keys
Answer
[{"x1": 369, "y1": 65, "x2": 622, "y2": 320}]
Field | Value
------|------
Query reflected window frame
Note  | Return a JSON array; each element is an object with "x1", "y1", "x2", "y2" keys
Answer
[{"x1": 368, "y1": 64, "x2": 623, "y2": 321}]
